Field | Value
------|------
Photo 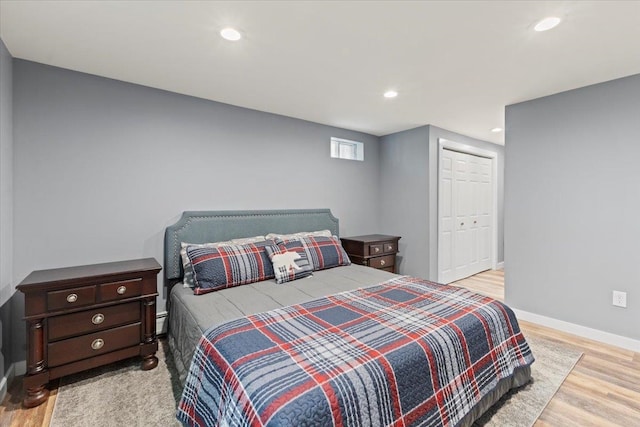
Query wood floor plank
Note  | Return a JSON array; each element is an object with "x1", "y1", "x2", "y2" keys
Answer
[
  {"x1": 563, "y1": 372, "x2": 640, "y2": 414},
  {"x1": 573, "y1": 355, "x2": 640, "y2": 393},
  {"x1": 537, "y1": 398, "x2": 621, "y2": 427},
  {"x1": 554, "y1": 379, "x2": 640, "y2": 426},
  {"x1": 2, "y1": 268, "x2": 639, "y2": 426}
]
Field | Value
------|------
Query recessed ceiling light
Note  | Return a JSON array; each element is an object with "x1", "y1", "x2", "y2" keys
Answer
[
  {"x1": 220, "y1": 28, "x2": 242, "y2": 41},
  {"x1": 491, "y1": 127, "x2": 503, "y2": 133},
  {"x1": 534, "y1": 17, "x2": 561, "y2": 32},
  {"x1": 384, "y1": 90, "x2": 398, "y2": 98}
]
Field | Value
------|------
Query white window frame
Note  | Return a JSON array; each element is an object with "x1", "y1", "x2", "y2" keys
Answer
[{"x1": 330, "y1": 137, "x2": 364, "y2": 161}]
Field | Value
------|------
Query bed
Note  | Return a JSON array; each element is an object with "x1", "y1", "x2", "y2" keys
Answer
[{"x1": 164, "y1": 209, "x2": 533, "y2": 427}]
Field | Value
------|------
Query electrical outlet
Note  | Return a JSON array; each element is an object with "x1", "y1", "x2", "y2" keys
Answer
[{"x1": 612, "y1": 291, "x2": 627, "y2": 308}]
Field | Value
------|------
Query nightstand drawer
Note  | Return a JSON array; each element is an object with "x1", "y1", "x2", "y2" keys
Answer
[
  {"x1": 48, "y1": 322, "x2": 141, "y2": 368},
  {"x1": 383, "y1": 242, "x2": 397, "y2": 253},
  {"x1": 369, "y1": 244, "x2": 383, "y2": 255},
  {"x1": 100, "y1": 278, "x2": 142, "y2": 302},
  {"x1": 48, "y1": 302, "x2": 141, "y2": 341},
  {"x1": 369, "y1": 255, "x2": 395, "y2": 269},
  {"x1": 47, "y1": 286, "x2": 96, "y2": 311}
]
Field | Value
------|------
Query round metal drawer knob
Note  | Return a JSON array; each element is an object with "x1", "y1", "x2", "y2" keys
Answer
[
  {"x1": 380, "y1": 259, "x2": 386, "y2": 266},
  {"x1": 91, "y1": 339, "x2": 104, "y2": 350},
  {"x1": 117, "y1": 286, "x2": 127, "y2": 295},
  {"x1": 374, "y1": 247, "x2": 380, "y2": 253},
  {"x1": 66, "y1": 293, "x2": 78, "y2": 303},
  {"x1": 92, "y1": 313, "x2": 105, "y2": 325}
]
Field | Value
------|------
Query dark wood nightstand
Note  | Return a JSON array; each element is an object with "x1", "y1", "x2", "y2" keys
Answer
[
  {"x1": 16, "y1": 258, "x2": 162, "y2": 408},
  {"x1": 340, "y1": 234, "x2": 401, "y2": 273}
]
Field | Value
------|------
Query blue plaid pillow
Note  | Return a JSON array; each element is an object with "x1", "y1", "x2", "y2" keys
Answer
[
  {"x1": 276, "y1": 236, "x2": 351, "y2": 271},
  {"x1": 265, "y1": 241, "x2": 314, "y2": 284},
  {"x1": 186, "y1": 241, "x2": 275, "y2": 295}
]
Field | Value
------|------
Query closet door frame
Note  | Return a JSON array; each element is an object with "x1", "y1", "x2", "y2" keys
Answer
[{"x1": 437, "y1": 138, "x2": 498, "y2": 283}]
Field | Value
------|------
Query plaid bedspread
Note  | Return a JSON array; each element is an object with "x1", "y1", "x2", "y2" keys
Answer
[{"x1": 177, "y1": 276, "x2": 534, "y2": 427}]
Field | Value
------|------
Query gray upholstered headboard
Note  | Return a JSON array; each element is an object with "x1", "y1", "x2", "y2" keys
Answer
[{"x1": 164, "y1": 209, "x2": 339, "y2": 282}]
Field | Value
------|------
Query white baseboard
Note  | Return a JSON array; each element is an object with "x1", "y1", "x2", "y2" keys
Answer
[
  {"x1": 156, "y1": 310, "x2": 168, "y2": 335},
  {"x1": 512, "y1": 308, "x2": 640, "y2": 352},
  {"x1": 0, "y1": 363, "x2": 16, "y2": 403},
  {"x1": 0, "y1": 360, "x2": 24, "y2": 403},
  {"x1": 15, "y1": 360, "x2": 26, "y2": 376},
  {"x1": 495, "y1": 262, "x2": 504, "y2": 270}
]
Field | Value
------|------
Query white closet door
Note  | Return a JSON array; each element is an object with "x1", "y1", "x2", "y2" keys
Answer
[
  {"x1": 440, "y1": 149, "x2": 493, "y2": 283},
  {"x1": 453, "y1": 151, "x2": 472, "y2": 280},
  {"x1": 475, "y1": 156, "x2": 493, "y2": 272},
  {"x1": 440, "y1": 153, "x2": 454, "y2": 280}
]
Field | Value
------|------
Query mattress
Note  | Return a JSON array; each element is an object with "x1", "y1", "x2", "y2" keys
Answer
[{"x1": 167, "y1": 264, "x2": 397, "y2": 384}]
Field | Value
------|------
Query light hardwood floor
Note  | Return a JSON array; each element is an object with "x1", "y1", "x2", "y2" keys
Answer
[{"x1": 1, "y1": 269, "x2": 639, "y2": 426}]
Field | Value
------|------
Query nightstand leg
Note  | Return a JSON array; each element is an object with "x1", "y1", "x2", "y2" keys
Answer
[
  {"x1": 141, "y1": 354, "x2": 158, "y2": 370},
  {"x1": 23, "y1": 385, "x2": 49, "y2": 408},
  {"x1": 141, "y1": 297, "x2": 158, "y2": 370},
  {"x1": 23, "y1": 319, "x2": 49, "y2": 408}
]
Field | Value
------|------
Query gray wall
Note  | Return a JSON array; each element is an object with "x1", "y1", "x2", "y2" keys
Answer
[
  {"x1": 379, "y1": 125, "x2": 504, "y2": 280},
  {"x1": 379, "y1": 126, "x2": 431, "y2": 277},
  {"x1": 505, "y1": 73, "x2": 640, "y2": 340},
  {"x1": 12, "y1": 60, "x2": 382, "y2": 359},
  {"x1": 0, "y1": 38, "x2": 14, "y2": 395}
]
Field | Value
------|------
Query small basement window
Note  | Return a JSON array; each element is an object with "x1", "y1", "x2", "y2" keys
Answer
[{"x1": 330, "y1": 137, "x2": 364, "y2": 161}]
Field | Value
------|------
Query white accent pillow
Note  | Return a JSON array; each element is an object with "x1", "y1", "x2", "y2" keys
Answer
[{"x1": 271, "y1": 252, "x2": 302, "y2": 273}]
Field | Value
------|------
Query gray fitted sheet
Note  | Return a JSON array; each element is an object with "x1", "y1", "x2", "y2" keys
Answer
[{"x1": 167, "y1": 264, "x2": 397, "y2": 384}]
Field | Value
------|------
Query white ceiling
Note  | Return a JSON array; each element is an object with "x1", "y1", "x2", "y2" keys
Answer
[{"x1": 1, "y1": 1, "x2": 639, "y2": 144}]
